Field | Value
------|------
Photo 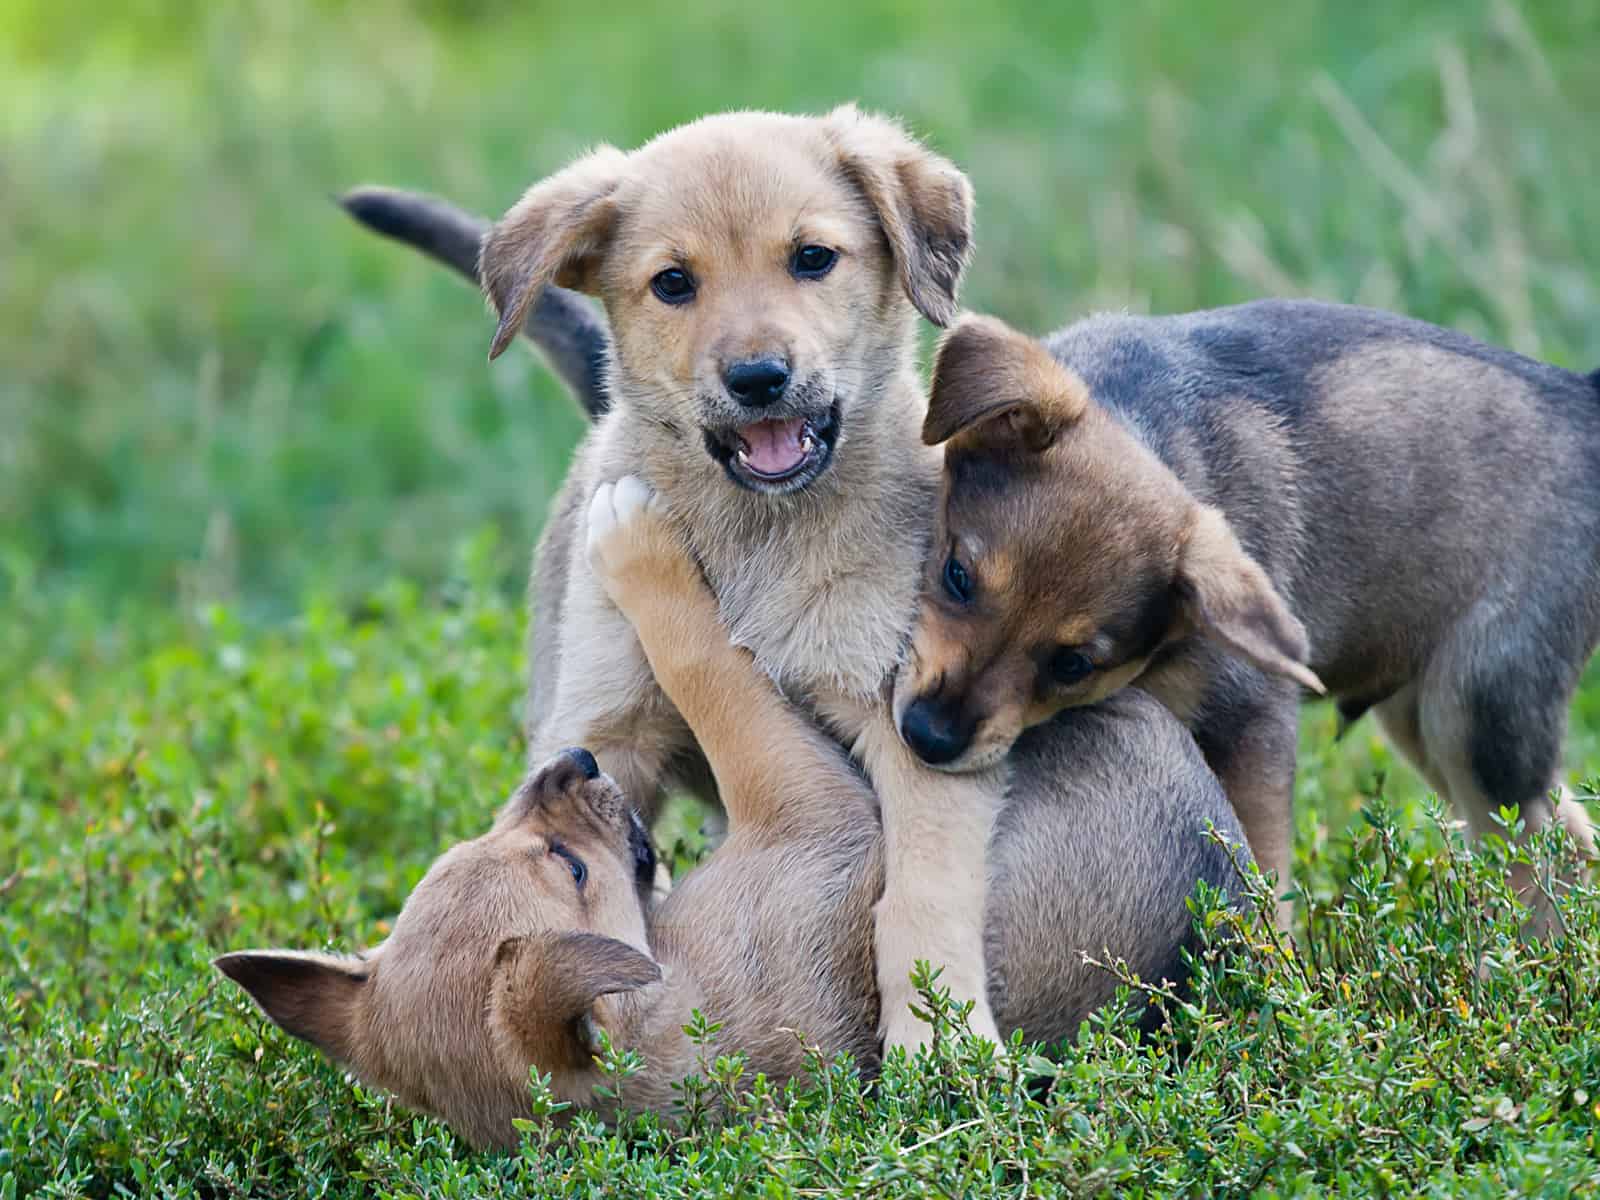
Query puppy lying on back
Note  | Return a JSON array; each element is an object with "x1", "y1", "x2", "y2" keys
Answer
[
  {"x1": 217, "y1": 477, "x2": 1248, "y2": 1150},
  {"x1": 895, "y1": 304, "x2": 1599, "y2": 923}
]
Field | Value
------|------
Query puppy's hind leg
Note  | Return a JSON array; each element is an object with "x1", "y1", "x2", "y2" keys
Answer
[
  {"x1": 1418, "y1": 608, "x2": 1595, "y2": 931},
  {"x1": 1193, "y1": 675, "x2": 1300, "y2": 930},
  {"x1": 1372, "y1": 682, "x2": 1453, "y2": 800},
  {"x1": 850, "y1": 711, "x2": 1006, "y2": 1050}
]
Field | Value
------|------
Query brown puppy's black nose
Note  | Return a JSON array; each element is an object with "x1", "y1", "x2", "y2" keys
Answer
[
  {"x1": 899, "y1": 698, "x2": 974, "y2": 766},
  {"x1": 724, "y1": 357, "x2": 790, "y2": 408},
  {"x1": 560, "y1": 747, "x2": 600, "y2": 781}
]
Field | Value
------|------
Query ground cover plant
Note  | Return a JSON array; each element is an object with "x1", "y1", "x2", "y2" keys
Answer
[{"x1": 4, "y1": 0, "x2": 1600, "y2": 1194}]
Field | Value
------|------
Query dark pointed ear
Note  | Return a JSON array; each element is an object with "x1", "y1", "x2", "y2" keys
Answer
[
  {"x1": 924, "y1": 313, "x2": 1090, "y2": 452},
  {"x1": 822, "y1": 104, "x2": 973, "y2": 327},
  {"x1": 490, "y1": 932, "x2": 661, "y2": 1066},
  {"x1": 1174, "y1": 505, "x2": 1326, "y2": 694},
  {"x1": 480, "y1": 145, "x2": 628, "y2": 360},
  {"x1": 214, "y1": 950, "x2": 369, "y2": 1064}
]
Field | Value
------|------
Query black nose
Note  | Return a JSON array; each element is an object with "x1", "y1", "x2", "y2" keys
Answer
[
  {"x1": 723, "y1": 357, "x2": 790, "y2": 408},
  {"x1": 560, "y1": 747, "x2": 600, "y2": 781},
  {"x1": 899, "y1": 698, "x2": 974, "y2": 766}
]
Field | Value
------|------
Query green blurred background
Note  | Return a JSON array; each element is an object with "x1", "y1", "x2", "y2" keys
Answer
[{"x1": 5, "y1": 0, "x2": 1598, "y2": 624}]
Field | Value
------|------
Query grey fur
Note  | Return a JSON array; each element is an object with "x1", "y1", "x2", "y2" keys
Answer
[
  {"x1": 986, "y1": 691, "x2": 1244, "y2": 1039},
  {"x1": 1044, "y1": 298, "x2": 1600, "y2": 850}
]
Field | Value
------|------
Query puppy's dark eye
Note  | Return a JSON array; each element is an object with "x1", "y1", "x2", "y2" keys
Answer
[
  {"x1": 550, "y1": 841, "x2": 587, "y2": 888},
  {"x1": 791, "y1": 244, "x2": 838, "y2": 279},
  {"x1": 942, "y1": 554, "x2": 974, "y2": 605},
  {"x1": 650, "y1": 268, "x2": 696, "y2": 304},
  {"x1": 1048, "y1": 648, "x2": 1095, "y2": 687},
  {"x1": 634, "y1": 839, "x2": 656, "y2": 888}
]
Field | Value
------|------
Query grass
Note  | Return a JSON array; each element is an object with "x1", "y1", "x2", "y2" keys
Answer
[
  {"x1": 4, "y1": 554, "x2": 1599, "y2": 1196},
  {"x1": 5, "y1": 0, "x2": 1600, "y2": 1194}
]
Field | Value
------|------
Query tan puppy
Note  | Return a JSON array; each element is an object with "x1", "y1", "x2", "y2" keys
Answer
[
  {"x1": 476, "y1": 108, "x2": 1003, "y2": 1047},
  {"x1": 217, "y1": 477, "x2": 1249, "y2": 1150},
  {"x1": 894, "y1": 308, "x2": 1599, "y2": 923}
]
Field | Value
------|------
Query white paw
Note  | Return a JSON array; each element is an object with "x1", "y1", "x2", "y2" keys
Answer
[
  {"x1": 586, "y1": 475, "x2": 678, "y2": 607},
  {"x1": 881, "y1": 1007, "x2": 934, "y2": 1055},
  {"x1": 879, "y1": 986, "x2": 1000, "y2": 1054},
  {"x1": 585, "y1": 475, "x2": 657, "y2": 560}
]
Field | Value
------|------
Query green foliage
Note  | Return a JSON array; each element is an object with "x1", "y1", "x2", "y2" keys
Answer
[
  {"x1": 5, "y1": 559, "x2": 1600, "y2": 1197},
  {"x1": 4, "y1": 0, "x2": 1598, "y2": 615}
]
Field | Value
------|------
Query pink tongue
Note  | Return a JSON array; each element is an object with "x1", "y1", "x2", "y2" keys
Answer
[{"x1": 739, "y1": 417, "x2": 808, "y2": 476}]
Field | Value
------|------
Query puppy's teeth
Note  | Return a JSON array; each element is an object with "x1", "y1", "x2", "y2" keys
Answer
[
  {"x1": 736, "y1": 448, "x2": 751, "y2": 465},
  {"x1": 801, "y1": 435, "x2": 815, "y2": 453}
]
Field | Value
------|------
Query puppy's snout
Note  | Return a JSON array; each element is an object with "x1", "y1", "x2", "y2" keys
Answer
[
  {"x1": 899, "y1": 697, "x2": 975, "y2": 766},
  {"x1": 723, "y1": 357, "x2": 791, "y2": 408},
  {"x1": 561, "y1": 747, "x2": 601, "y2": 781},
  {"x1": 531, "y1": 747, "x2": 601, "y2": 799}
]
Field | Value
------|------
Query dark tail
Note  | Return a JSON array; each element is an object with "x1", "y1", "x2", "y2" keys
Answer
[{"x1": 338, "y1": 186, "x2": 611, "y2": 418}]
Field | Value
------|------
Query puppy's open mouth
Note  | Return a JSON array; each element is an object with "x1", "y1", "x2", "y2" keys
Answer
[{"x1": 704, "y1": 403, "x2": 840, "y2": 494}]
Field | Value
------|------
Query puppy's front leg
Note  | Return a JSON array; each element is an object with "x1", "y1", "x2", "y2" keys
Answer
[
  {"x1": 1195, "y1": 682, "x2": 1299, "y2": 931},
  {"x1": 851, "y1": 708, "x2": 1004, "y2": 1049},
  {"x1": 586, "y1": 477, "x2": 866, "y2": 837},
  {"x1": 526, "y1": 503, "x2": 689, "y2": 828}
]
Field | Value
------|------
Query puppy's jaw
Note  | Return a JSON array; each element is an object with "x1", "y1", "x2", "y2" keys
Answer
[
  {"x1": 523, "y1": 767, "x2": 660, "y2": 936},
  {"x1": 910, "y1": 736, "x2": 1013, "y2": 775},
  {"x1": 701, "y1": 396, "x2": 843, "y2": 495}
]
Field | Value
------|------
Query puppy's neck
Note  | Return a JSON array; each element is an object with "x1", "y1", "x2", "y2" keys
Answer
[{"x1": 623, "y1": 365, "x2": 939, "y2": 700}]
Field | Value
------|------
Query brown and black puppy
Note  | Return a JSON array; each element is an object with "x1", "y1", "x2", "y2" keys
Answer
[
  {"x1": 896, "y1": 305, "x2": 1599, "y2": 923},
  {"x1": 216, "y1": 477, "x2": 1249, "y2": 1150}
]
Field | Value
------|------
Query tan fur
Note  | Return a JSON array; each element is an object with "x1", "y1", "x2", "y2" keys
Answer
[
  {"x1": 483, "y1": 109, "x2": 998, "y2": 1046},
  {"x1": 1176, "y1": 506, "x2": 1325, "y2": 695},
  {"x1": 218, "y1": 479, "x2": 1249, "y2": 1150},
  {"x1": 482, "y1": 145, "x2": 629, "y2": 359},
  {"x1": 926, "y1": 313, "x2": 1090, "y2": 449},
  {"x1": 216, "y1": 755, "x2": 665, "y2": 1148}
]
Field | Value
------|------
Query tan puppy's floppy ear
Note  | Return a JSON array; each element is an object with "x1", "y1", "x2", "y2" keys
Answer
[
  {"x1": 480, "y1": 146, "x2": 628, "y2": 360},
  {"x1": 490, "y1": 932, "x2": 660, "y2": 1066},
  {"x1": 1175, "y1": 505, "x2": 1326, "y2": 694},
  {"x1": 924, "y1": 313, "x2": 1090, "y2": 451},
  {"x1": 213, "y1": 950, "x2": 369, "y2": 1064},
  {"x1": 822, "y1": 104, "x2": 974, "y2": 327}
]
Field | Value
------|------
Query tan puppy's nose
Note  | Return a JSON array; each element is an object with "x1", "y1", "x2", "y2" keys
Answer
[
  {"x1": 562, "y1": 747, "x2": 601, "y2": 780},
  {"x1": 723, "y1": 357, "x2": 791, "y2": 408},
  {"x1": 531, "y1": 747, "x2": 601, "y2": 799}
]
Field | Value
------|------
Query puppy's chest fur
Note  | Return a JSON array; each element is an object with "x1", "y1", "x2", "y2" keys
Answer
[
  {"x1": 606, "y1": 411, "x2": 939, "y2": 706},
  {"x1": 698, "y1": 488, "x2": 932, "y2": 703}
]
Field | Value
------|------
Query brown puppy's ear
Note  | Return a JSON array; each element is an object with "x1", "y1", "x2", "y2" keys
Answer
[
  {"x1": 1174, "y1": 505, "x2": 1326, "y2": 694},
  {"x1": 480, "y1": 146, "x2": 628, "y2": 360},
  {"x1": 214, "y1": 950, "x2": 369, "y2": 1064},
  {"x1": 822, "y1": 104, "x2": 973, "y2": 327},
  {"x1": 490, "y1": 932, "x2": 661, "y2": 1066},
  {"x1": 924, "y1": 313, "x2": 1090, "y2": 451}
]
